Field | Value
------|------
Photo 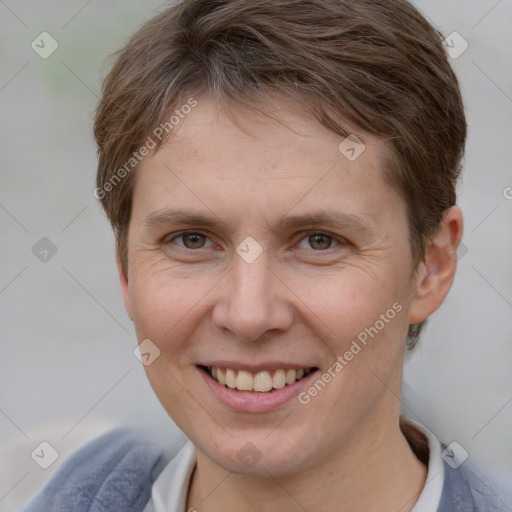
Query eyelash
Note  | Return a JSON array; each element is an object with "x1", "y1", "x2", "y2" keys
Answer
[{"x1": 164, "y1": 230, "x2": 347, "y2": 252}]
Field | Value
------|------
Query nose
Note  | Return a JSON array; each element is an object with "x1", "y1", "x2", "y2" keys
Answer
[{"x1": 211, "y1": 250, "x2": 294, "y2": 342}]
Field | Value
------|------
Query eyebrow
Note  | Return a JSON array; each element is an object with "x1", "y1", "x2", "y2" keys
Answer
[
  {"x1": 142, "y1": 208, "x2": 376, "y2": 236},
  {"x1": 271, "y1": 210, "x2": 375, "y2": 235},
  {"x1": 143, "y1": 209, "x2": 236, "y2": 231}
]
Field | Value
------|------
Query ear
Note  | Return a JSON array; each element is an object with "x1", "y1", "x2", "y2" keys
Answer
[
  {"x1": 116, "y1": 248, "x2": 134, "y2": 321},
  {"x1": 408, "y1": 206, "x2": 464, "y2": 324}
]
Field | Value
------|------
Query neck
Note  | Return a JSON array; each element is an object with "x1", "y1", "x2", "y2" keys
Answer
[{"x1": 186, "y1": 410, "x2": 427, "y2": 512}]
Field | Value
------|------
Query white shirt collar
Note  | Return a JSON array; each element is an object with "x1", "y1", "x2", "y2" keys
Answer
[
  {"x1": 146, "y1": 439, "x2": 196, "y2": 511},
  {"x1": 406, "y1": 418, "x2": 445, "y2": 512},
  {"x1": 146, "y1": 417, "x2": 444, "y2": 512}
]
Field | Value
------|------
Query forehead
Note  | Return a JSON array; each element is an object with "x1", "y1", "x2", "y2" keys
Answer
[{"x1": 133, "y1": 95, "x2": 405, "y2": 231}]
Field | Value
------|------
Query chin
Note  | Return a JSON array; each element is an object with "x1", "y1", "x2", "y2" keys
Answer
[{"x1": 203, "y1": 429, "x2": 319, "y2": 477}]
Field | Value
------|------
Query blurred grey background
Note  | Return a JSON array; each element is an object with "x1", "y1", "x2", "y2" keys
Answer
[{"x1": 1, "y1": 0, "x2": 511, "y2": 510}]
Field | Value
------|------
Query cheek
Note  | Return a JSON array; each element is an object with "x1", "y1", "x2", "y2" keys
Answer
[
  {"x1": 296, "y1": 271, "x2": 409, "y2": 426},
  {"x1": 127, "y1": 257, "x2": 202, "y2": 349},
  {"x1": 296, "y1": 264, "x2": 409, "y2": 347},
  {"x1": 127, "y1": 253, "x2": 229, "y2": 372}
]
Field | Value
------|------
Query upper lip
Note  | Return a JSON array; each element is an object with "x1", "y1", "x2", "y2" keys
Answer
[{"x1": 198, "y1": 361, "x2": 318, "y2": 372}]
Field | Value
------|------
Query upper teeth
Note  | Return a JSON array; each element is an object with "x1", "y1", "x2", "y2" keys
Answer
[{"x1": 208, "y1": 366, "x2": 312, "y2": 392}]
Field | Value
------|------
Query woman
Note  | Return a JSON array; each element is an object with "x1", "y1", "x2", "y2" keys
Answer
[{"x1": 22, "y1": 0, "x2": 510, "y2": 510}]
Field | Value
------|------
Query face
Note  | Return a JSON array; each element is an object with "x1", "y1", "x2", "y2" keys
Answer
[{"x1": 120, "y1": 95, "x2": 427, "y2": 476}]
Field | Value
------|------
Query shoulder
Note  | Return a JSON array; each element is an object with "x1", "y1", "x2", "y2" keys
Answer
[
  {"x1": 400, "y1": 416, "x2": 511, "y2": 511},
  {"x1": 21, "y1": 427, "x2": 179, "y2": 512},
  {"x1": 439, "y1": 456, "x2": 512, "y2": 512}
]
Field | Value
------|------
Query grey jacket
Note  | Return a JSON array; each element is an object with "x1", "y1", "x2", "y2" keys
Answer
[{"x1": 21, "y1": 427, "x2": 510, "y2": 511}]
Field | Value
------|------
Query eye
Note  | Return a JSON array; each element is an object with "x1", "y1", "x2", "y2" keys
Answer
[
  {"x1": 296, "y1": 231, "x2": 345, "y2": 251},
  {"x1": 163, "y1": 230, "x2": 347, "y2": 253},
  {"x1": 166, "y1": 231, "x2": 213, "y2": 250}
]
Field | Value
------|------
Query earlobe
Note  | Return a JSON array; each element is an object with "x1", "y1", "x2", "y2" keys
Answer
[
  {"x1": 116, "y1": 251, "x2": 134, "y2": 322},
  {"x1": 408, "y1": 206, "x2": 464, "y2": 324}
]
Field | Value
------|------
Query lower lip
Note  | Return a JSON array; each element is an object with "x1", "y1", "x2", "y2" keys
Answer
[{"x1": 197, "y1": 366, "x2": 319, "y2": 413}]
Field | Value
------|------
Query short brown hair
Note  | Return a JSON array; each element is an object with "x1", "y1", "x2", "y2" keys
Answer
[{"x1": 94, "y1": 0, "x2": 467, "y2": 351}]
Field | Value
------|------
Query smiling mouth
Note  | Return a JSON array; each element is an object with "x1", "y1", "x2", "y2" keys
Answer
[{"x1": 198, "y1": 365, "x2": 318, "y2": 393}]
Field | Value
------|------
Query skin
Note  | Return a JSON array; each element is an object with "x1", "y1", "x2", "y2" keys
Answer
[{"x1": 118, "y1": 94, "x2": 463, "y2": 512}]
